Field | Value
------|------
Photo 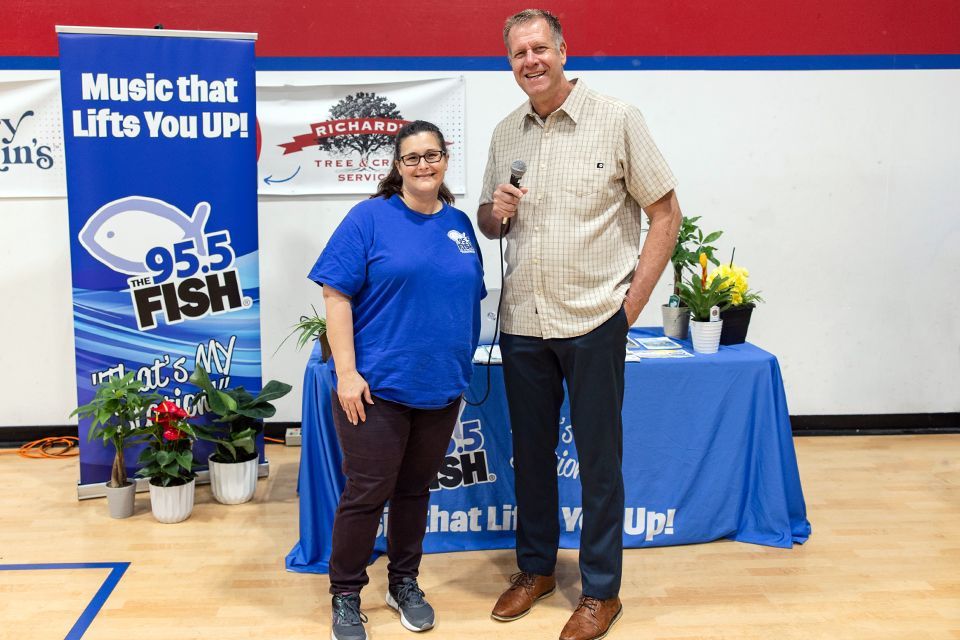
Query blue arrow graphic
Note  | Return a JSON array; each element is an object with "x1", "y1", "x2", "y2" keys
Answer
[{"x1": 263, "y1": 166, "x2": 301, "y2": 185}]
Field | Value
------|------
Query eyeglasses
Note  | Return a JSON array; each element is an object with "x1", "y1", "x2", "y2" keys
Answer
[{"x1": 398, "y1": 150, "x2": 446, "y2": 166}]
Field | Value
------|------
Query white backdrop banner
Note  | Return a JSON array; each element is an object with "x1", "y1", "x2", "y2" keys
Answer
[
  {"x1": 256, "y1": 77, "x2": 465, "y2": 195},
  {"x1": 0, "y1": 78, "x2": 66, "y2": 197}
]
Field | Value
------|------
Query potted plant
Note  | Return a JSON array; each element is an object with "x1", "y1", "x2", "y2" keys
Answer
[
  {"x1": 677, "y1": 254, "x2": 734, "y2": 354},
  {"x1": 663, "y1": 216, "x2": 723, "y2": 339},
  {"x1": 70, "y1": 372, "x2": 159, "y2": 518},
  {"x1": 188, "y1": 366, "x2": 292, "y2": 504},
  {"x1": 134, "y1": 400, "x2": 200, "y2": 523},
  {"x1": 709, "y1": 260, "x2": 765, "y2": 345},
  {"x1": 276, "y1": 305, "x2": 330, "y2": 362}
]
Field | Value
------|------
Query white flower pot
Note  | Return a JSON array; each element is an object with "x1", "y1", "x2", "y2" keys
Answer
[
  {"x1": 105, "y1": 482, "x2": 136, "y2": 519},
  {"x1": 690, "y1": 319, "x2": 724, "y2": 354},
  {"x1": 208, "y1": 455, "x2": 258, "y2": 505},
  {"x1": 148, "y1": 478, "x2": 195, "y2": 523}
]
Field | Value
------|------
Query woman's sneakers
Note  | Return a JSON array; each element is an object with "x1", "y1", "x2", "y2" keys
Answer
[
  {"x1": 386, "y1": 577, "x2": 435, "y2": 632},
  {"x1": 331, "y1": 593, "x2": 368, "y2": 640}
]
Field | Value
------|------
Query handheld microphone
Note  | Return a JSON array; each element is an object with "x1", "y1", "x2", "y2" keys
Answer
[{"x1": 504, "y1": 159, "x2": 527, "y2": 225}]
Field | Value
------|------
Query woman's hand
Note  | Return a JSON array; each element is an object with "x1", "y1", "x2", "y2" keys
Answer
[
  {"x1": 337, "y1": 369, "x2": 373, "y2": 425},
  {"x1": 322, "y1": 285, "x2": 371, "y2": 425}
]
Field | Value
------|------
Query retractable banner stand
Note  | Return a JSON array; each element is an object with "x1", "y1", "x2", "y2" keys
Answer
[{"x1": 57, "y1": 27, "x2": 260, "y2": 496}]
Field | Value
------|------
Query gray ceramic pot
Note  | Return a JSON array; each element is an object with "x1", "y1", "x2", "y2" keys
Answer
[
  {"x1": 661, "y1": 304, "x2": 690, "y2": 339},
  {"x1": 105, "y1": 481, "x2": 136, "y2": 519}
]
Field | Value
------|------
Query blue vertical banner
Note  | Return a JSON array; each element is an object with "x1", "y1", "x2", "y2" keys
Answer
[{"x1": 57, "y1": 28, "x2": 260, "y2": 491}]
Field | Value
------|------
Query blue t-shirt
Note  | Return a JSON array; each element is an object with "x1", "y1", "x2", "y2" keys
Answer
[{"x1": 308, "y1": 194, "x2": 486, "y2": 409}]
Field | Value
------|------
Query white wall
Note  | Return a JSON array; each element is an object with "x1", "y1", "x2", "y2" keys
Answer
[{"x1": 2, "y1": 67, "x2": 958, "y2": 426}]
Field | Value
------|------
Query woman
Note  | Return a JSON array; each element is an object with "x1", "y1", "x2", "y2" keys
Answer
[{"x1": 308, "y1": 120, "x2": 485, "y2": 640}]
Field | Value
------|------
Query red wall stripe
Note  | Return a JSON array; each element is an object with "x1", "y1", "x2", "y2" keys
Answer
[{"x1": 3, "y1": 0, "x2": 959, "y2": 57}]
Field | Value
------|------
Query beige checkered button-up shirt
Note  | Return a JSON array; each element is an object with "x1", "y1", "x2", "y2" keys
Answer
[{"x1": 480, "y1": 79, "x2": 678, "y2": 339}]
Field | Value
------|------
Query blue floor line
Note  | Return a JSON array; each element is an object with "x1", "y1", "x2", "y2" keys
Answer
[{"x1": 0, "y1": 562, "x2": 131, "y2": 639}]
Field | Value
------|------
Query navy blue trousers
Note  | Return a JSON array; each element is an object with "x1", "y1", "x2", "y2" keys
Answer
[{"x1": 500, "y1": 308, "x2": 628, "y2": 599}]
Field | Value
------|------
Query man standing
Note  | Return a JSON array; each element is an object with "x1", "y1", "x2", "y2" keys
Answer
[{"x1": 477, "y1": 9, "x2": 682, "y2": 640}]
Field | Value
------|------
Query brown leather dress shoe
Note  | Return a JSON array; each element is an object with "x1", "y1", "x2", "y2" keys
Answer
[
  {"x1": 490, "y1": 571, "x2": 557, "y2": 621},
  {"x1": 558, "y1": 595, "x2": 623, "y2": 640}
]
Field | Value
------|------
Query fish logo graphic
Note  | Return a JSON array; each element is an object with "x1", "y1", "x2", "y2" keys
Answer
[
  {"x1": 78, "y1": 196, "x2": 211, "y2": 275},
  {"x1": 446, "y1": 229, "x2": 475, "y2": 254}
]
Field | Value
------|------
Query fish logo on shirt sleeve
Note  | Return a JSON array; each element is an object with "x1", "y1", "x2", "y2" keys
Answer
[{"x1": 446, "y1": 229, "x2": 476, "y2": 254}]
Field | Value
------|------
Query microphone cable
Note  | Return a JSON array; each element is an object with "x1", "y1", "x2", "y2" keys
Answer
[
  {"x1": 463, "y1": 217, "x2": 507, "y2": 407},
  {"x1": 465, "y1": 160, "x2": 523, "y2": 407}
]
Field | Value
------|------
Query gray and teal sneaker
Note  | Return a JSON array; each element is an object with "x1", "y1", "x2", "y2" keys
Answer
[
  {"x1": 331, "y1": 593, "x2": 367, "y2": 640},
  {"x1": 386, "y1": 577, "x2": 435, "y2": 632}
]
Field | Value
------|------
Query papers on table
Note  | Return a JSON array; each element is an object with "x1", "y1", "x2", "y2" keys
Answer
[
  {"x1": 625, "y1": 335, "x2": 693, "y2": 361},
  {"x1": 626, "y1": 348, "x2": 693, "y2": 361},
  {"x1": 473, "y1": 345, "x2": 502, "y2": 364},
  {"x1": 473, "y1": 340, "x2": 692, "y2": 364},
  {"x1": 629, "y1": 336, "x2": 682, "y2": 350}
]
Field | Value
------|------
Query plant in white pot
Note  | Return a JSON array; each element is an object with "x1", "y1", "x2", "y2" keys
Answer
[
  {"x1": 188, "y1": 366, "x2": 293, "y2": 505},
  {"x1": 677, "y1": 254, "x2": 734, "y2": 354},
  {"x1": 70, "y1": 372, "x2": 159, "y2": 518},
  {"x1": 133, "y1": 401, "x2": 200, "y2": 523},
  {"x1": 664, "y1": 216, "x2": 723, "y2": 339}
]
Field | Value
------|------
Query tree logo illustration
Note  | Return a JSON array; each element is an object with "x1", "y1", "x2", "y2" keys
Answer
[
  {"x1": 316, "y1": 92, "x2": 403, "y2": 163},
  {"x1": 276, "y1": 91, "x2": 409, "y2": 165}
]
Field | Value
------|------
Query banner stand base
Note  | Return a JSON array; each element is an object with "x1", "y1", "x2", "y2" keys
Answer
[{"x1": 76, "y1": 461, "x2": 270, "y2": 500}]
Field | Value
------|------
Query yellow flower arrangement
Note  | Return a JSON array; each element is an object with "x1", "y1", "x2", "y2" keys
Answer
[{"x1": 707, "y1": 263, "x2": 763, "y2": 307}]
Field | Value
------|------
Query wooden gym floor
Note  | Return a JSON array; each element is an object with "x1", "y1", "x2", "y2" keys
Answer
[{"x1": 0, "y1": 434, "x2": 957, "y2": 639}]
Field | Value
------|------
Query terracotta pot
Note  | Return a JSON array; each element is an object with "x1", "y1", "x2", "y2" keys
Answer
[{"x1": 319, "y1": 332, "x2": 332, "y2": 362}]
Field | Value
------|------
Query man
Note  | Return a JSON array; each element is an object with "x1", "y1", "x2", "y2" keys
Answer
[{"x1": 477, "y1": 9, "x2": 682, "y2": 640}]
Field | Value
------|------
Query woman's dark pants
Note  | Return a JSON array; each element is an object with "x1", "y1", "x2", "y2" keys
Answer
[{"x1": 328, "y1": 394, "x2": 459, "y2": 594}]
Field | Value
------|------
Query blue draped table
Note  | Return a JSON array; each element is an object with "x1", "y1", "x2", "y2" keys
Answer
[{"x1": 286, "y1": 328, "x2": 810, "y2": 574}]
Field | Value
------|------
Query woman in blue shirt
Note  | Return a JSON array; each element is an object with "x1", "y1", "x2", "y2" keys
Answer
[{"x1": 309, "y1": 120, "x2": 485, "y2": 640}]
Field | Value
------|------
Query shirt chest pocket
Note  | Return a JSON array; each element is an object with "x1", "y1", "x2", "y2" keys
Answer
[{"x1": 560, "y1": 158, "x2": 616, "y2": 198}]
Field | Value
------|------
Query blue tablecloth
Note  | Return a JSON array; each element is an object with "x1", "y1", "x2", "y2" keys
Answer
[{"x1": 286, "y1": 328, "x2": 810, "y2": 574}]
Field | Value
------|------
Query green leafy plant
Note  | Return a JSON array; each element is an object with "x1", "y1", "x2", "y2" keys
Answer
[
  {"x1": 671, "y1": 216, "x2": 723, "y2": 298},
  {"x1": 275, "y1": 305, "x2": 329, "y2": 358},
  {"x1": 70, "y1": 372, "x2": 160, "y2": 488},
  {"x1": 740, "y1": 290, "x2": 765, "y2": 306},
  {"x1": 677, "y1": 273, "x2": 734, "y2": 322},
  {"x1": 188, "y1": 366, "x2": 293, "y2": 463},
  {"x1": 133, "y1": 401, "x2": 200, "y2": 487}
]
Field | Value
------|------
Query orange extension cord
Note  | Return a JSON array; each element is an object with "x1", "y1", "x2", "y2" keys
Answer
[
  {"x1": 1, "y1": 436, "x2": 285, "y2": 459},
  {"x1": 0, "y1": 436, "x2": 80, "y2": 459}
]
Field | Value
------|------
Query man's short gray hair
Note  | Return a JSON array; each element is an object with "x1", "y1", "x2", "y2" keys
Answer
[{"x1": 503, "y1": 9, "x2": 564, "y2": 52}]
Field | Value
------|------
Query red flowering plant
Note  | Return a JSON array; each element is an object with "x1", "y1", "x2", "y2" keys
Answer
[{"x1": 133, "y1": 400, "x2": 203, "y2": 487}]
